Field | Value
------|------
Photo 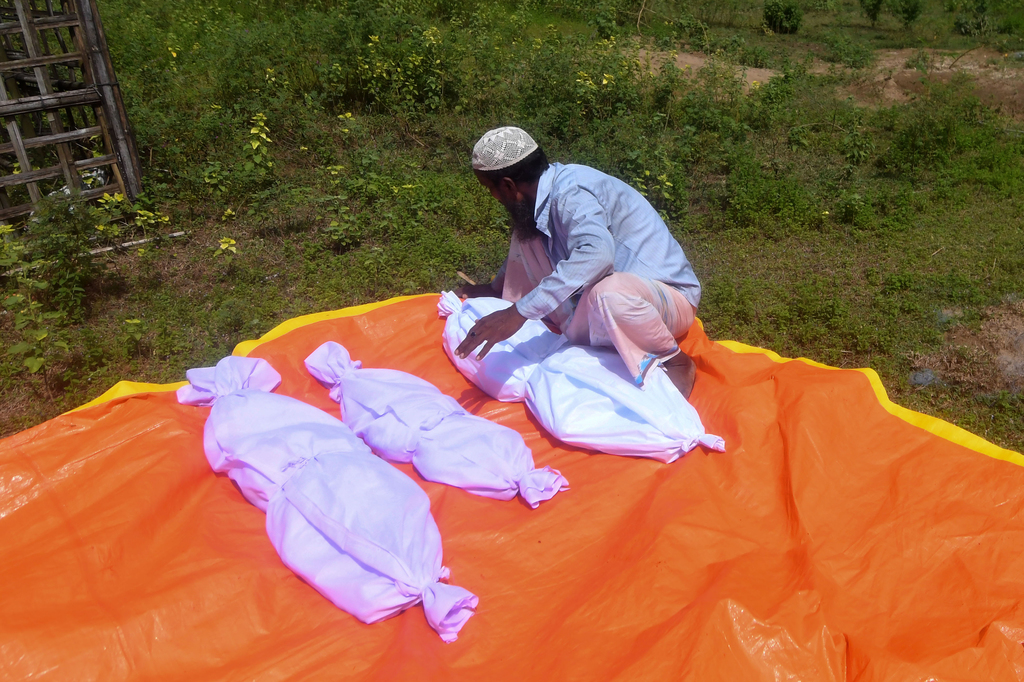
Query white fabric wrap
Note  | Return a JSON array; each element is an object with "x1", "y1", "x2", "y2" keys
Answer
[
  {"x1": 305, "y1": 340, "x2": 568, "y2": 508},
  {"x1": 438, "y1": 292, "x2": 726, "y2": 462},
  {"x1": 176, "y1": 355, "x2": 282, "y2": 406},
  {"x1": 270, "y1": 447, "x2": 478, "y2": 642},
  {"x1": 437, "y1": 291, "x2": 566, "y2": 401},
  {"x1": 182, "y1": 357, "x2": 477, "y2": 642}
]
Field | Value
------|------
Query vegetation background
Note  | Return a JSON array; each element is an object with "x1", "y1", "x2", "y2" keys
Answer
[{"x1": 1, "y1": 0, "x2": 1022, "y2": 450}]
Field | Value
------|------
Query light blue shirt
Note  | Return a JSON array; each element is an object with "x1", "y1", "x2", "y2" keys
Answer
[{"x1": 514, "y1": 162, "x2": 702, "y2": 321}]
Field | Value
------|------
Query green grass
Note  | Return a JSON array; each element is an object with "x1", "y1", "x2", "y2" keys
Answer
[{"x1": 0, "y1": 0, "x2": 1021, "y2": 451}]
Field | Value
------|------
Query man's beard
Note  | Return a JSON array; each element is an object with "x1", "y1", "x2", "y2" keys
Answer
[{"x1": 504, "y1": 198, "x2": 543, "y2": 242}]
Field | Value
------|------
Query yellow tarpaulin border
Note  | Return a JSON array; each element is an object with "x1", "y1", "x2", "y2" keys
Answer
[
  {"x1": 65, "y1": 294, "x2": 1022, "y2": 465},
  {"x1": 67, "y1": 295, "x2": 431, "y2": 413}
]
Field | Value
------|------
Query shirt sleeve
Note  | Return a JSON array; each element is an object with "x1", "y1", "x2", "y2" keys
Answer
[{"x1": 515, "y1": 187, "x2": 615, "y2": 320}]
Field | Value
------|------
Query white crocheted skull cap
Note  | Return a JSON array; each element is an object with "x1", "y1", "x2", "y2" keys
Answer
[{"x1": 471, "y1": 126, "x2": 539, "y2": 172}]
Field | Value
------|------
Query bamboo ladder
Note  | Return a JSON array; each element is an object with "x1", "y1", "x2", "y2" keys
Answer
[{"x1": 0, "y1": 0, "x2": 140, "y2": 222}]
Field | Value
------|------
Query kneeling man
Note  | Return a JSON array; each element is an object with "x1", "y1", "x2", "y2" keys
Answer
[{"x1": 455, "y1": 126, "x2": 702, "y2": 398}]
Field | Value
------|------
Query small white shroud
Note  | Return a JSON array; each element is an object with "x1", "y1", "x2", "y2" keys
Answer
[
  {"x1": 178, "y1": 355, "x2": 478, "y2": 642},
  {"x1": 305, "y1": 341, "x2": 568, "y2": 508},
  {"x1": 438, "y1": 292, "x2": 725, "y2": 463}
]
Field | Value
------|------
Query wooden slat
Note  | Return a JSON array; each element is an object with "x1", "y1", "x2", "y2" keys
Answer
[
  {"x1": 0, "y1": 163, "x2": 62, "y2": 187},
  {"x1": 0, "y1": 56, "x2": 41, "y2": 202},
  {"x1": 0, "y1": 87, "x2": 99, "y2": 116},
  {"x1": 10, "y1": 71, "x2": 89, "y2": 91},
  {"x1": 74, "y1": 152, "x2": 114, "y2": 170},
  {"x1": 0, "y1": 201, "x2": 33, "y2": 220},
  {"x1": 0, "y1": 124, "x2": 100, "y2": 154},
  {"x1": 35, "y1": 14, "x2": 79, "y2": 29},
  {"x1": 0, "y1": 50, "x2": 81, "y2": 71},
  {"x1": 0, "y1": 14, "x2": 78, "y2": 34},
  {"x1": 75, "y1": 0, "x2": 139, "y2": 198},
  {"x1": 76, "y1": 182, "x2": 119, "y2": 201},
  {"x1": 14, "y1": 0, "x2": 78, "y2": 190},
  {"x1": 0, "y1": 180, "x2": 122, "y2": 221},
  {"x1": 40, "y1": 5, "x2": 75, "y2": 56}
]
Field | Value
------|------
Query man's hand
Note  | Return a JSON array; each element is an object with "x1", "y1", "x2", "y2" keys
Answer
[
  {"x1": 455, "y1": 283, "x2": 500, "y2": 299},
  {"x1": 455, "y1": 305, "x2": 528, "y2": 360}
]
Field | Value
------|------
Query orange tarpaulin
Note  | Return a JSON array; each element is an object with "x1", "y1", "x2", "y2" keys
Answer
[{"x1": 2, "y1": 295, "x2": 1024, "y2": 681}]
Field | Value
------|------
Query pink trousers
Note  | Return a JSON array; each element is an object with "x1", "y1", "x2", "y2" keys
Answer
[
  {"x1": 500, "y1": 236, "x2": 695, "y2": 387},
  {"x1": 564, "y1": 273, "x2": 695, "y2": 386}
]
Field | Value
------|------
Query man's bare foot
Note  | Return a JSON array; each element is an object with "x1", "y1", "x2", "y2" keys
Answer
[{"x1": 664, "y1": 353, "x2": 696, "y2": 399}]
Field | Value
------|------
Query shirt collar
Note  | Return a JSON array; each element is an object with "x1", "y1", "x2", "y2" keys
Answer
[{"x1": 532, "y1": 162, "x2": 559, "y2": 237}]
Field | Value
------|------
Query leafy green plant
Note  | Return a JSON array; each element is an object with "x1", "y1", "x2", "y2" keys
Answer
[
  {"x1": 823, "y1": 33, "x2": 874, "y2": 68},
  {"x1": 879, "y1": 80, "x2": 987, "y2": 175},
  {"x1": 629, "y1": 161, "x2": 688, "y2": 219},
  {"x1": 243, "y1": 113, "x2": 274, "y2": 176},
  {"x1": 4, "y1": 294, "x2": 68, "y2": 376},
  {"x1": 843, "y1": 129, "x2": 876, "y2": 165},
  {"x1": 91, "y1": 191, "x2": 130, "y2": 242},
  {"x1": 324, "y1": 210, "x2": 362, "y2": 253},
  {"x1": 836, "y1": 191, "x2": 871, "y2": 226},
  {"x1": 764, "y1": 0, "x2": 803, "y2": 34},
  {"x1": 0, "y1": 225, "x2": 69, "y2": 381},
  {"x1": 24, "y1": 197, "x2": 98, "y2": 320},
  {"x1": 212, "y1": 237, "x2": 239, "y2": 265},
  {"x1": 953, "y1": 0, "x2": 992, "y2": 35},
  {"x1": 588, "y1": 1, "x2": 619, "y2": 40},
  {"x1": 860, "y1": 0, "x2": 885, "y2": 25},
  {"x1": 354, "y1": 26, "x2": 460, "y2": 114},
  {"x1": 121, "y1": 318, "x2": 149, "y2": 357},
  {"x1": 133, "y1": 209, "x2": 171, "y2": 233},
  {"x1": 889, "y1": 0, "x2": 923, "y2": 27},
  {"x1": 905, "y1": 49, "x2": 932, "y2": 72},
  {"x1": 203, "y1": 161, "x2": 231, "y2": 196}
]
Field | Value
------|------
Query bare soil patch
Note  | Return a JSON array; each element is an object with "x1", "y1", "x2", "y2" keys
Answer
[
  {"x1": 840, "y1": 48, "x2": 1024, "y2": 118},
  {"x1": 911, "y1": 300, "x2": 1024, "y2": 393},
  {"x1": 640, "y1": 46, "x2": 1023, "y2": 117},
  {"x1": 637, "y1": 49, "x2": 778, "y2": 89}
]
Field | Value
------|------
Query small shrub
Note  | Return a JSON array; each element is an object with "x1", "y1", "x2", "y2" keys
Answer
[
  {"x1": 24, "y1": 197, "x2": 97, "y2": 320},
  {"x1": 121, "y1": 318, "x2": 149, "y2": 357},
  {"x1": 951, "y1": 0, "x2": 991, "y2": 35},
  {"x1": 323, "y1": 209, "x2": 363, "y2": 253},
  {"x1": 879, "y1": 80, "x2": 986, "y2": 175},
  {"x1": 890, "y1": 0, "x2": 923, "y2": 27},
  {"x1": 842, "y1": 128, "x2": 876, "y2": 165},
  {"x1": 955, "y1": 12, "x2": 991, "y2": 35},
  {"x1": 674, "y1": 13, "x2": 711, "y2": 51},
  {"x1": 764, "y1": 0, "x2": 803, "y2": 33},
  {"x1": 0, "y1": 222, "x2": 70, "y2": 380},
  {"x1": 721, "y1": 36, "x2": 773, "y2": 68},
  {"x1": 823, "y1": 33, "x2": 875, "y2": 68},
  {"x1": 836, "y1": 191, "x2": 871, "y2": 226},
  {"x1": 243, "y1": 113, "x2": 274, "y2": 176},
  {"x1": 739, "y1": 45, "x2": 772, "y2": 68},
  {"x1": 588, "y1": 1, "x2": 619, "y2": 40},
  {"x1": 213, "y1": 297, "x2": 249, "y2": 335},
  {"x1": 211, "y1": 237, "x2": 239, "y2": 265},
  {"x1": 905, "y1": 49, "x2": 932, "y2": 72},
  {"x1": 860, "y1": 0, "x2": 885, "y2": 25},
  {"x1": 724, "y1": 152, "x2": 814, "y2": 231}
]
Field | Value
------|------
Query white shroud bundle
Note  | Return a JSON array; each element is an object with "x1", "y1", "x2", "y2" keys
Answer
[
  {"x1": 178, "y1": 355, "x2": 478, "y2": 642},
  {"x1": 438, "y1": 292, "x2": 725, "y2": 463},
  {"x1": 305, "y1": 341, "x2": 568, "y2": 508}
]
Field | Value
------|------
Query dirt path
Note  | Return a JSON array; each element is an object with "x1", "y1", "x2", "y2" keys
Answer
[
  {"x1": 637, "y1": 48, "x2": 778, "y2": 89},
  {"x1": 639, "y1": 46, "x2": 1024, "y2": 117},
  {"x1": 840, "y1": 48, "x2": 1024, "y2": 118}
]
